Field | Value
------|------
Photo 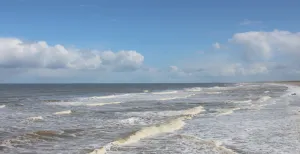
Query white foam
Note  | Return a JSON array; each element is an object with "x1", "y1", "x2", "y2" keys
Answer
[
  {"x1": 185, "y1": 87, "x2": 202, "y2": 92},
  {"x1": 90, "y1": 118, "x2": 185, "y2": 154},
  {"x1": 158, "y1": 94, "x2": 195, "y2": 101},
  {"x1": 258, "y1": 96, "x2": 272, "y2": 103},
  {"x1": 204, "y1": 92, "x2": 222, "y2": 94},
  {"x1": 27, "y1": 116, "x2": 43, "y2": 121},
  {"x1": 217, "y1": 108, "x2": 240, "y2": 116},
  {"x1": 264, "y1": 91, "x2": 270, "y2": 93},
  {"x1": 178, "y1": 134, "x2": 236, "y2": 154},
  {"x1": 152, "y1": 91, "x2": 178, "y2": 95},
  {"x1": 90, "y1": 105, "x2": 205, "y2": 154},
  {"x1": 83, "y1": 94, "x2": 130, "y2": 100},
  {"x1": 86, "y1": 102, "x2": 121, "y2": 107},
  {"x1": 53, "y1": 110, "x2": 72, "y2": 115},
  {"x1": 119, "y1": 117, "x2": 145, "y2": 125},
  {"x1": 232, "y1": 100, "x2": 252, "y2": 104},
  {"x1": 0, "y1": 105, "x2": 5, "y2": 108}
]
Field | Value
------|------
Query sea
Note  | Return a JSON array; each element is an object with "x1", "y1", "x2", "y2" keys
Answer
[{"x1": 0, "y1": 83, "x2": 300, "y2": 154}]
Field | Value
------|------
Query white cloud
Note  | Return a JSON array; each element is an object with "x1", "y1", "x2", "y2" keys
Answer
[
  {"x1": 0, "y1": 38, "x2": 144, "y2": 71},
  {"x1": 213, "y1": 42, "x2": 221, "y2": 49},
  {"x1": 169, "y1": 65, "x2": 179, "y2": 72},
  {"x1": 231, "y1": 30, "x2": 300, "y2": 59},
  {"x1": 213, "y1": 63, "x2": 268, "y2": 76},
  {"x1": 239, "y1": 19, "x2": 262, "y2": 26}
]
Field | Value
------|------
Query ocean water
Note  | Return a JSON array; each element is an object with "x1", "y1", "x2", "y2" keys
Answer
[{"x1": 0, "y1": 83, "x2": 300, "y2": 154}]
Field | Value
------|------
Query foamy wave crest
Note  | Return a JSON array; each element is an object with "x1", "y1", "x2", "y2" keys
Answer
[
  {"x1": 232, "y1": 100, "x2": 252, "y2": 104},
  {"x1": 177, "y1": 134, "x2": 236, "y2": 154},
  {"x1": 258, "y1": 96, "x2": 271, "y2": 102},
  {"x1": 182, "y1": 105, "x2": 205, "y2": 116},
  {"x1": 89, "y1": 118, "x2": 185, "y2": 154},
  {"x1": 119, "y1": 117, "x2": 146, "y2": 125},
  {"x1": 185, "y1": 87, "x2": 202, "y2": 92},
  {"x1": 0, "y1": 105, "x2": 5, "y2": 108},
  {"x1": 217, "y1": 108, "x2": 240, "y2": 116},
  {"x1": 152, "y1": 91, "x2": 178, "y2": 95},
  {"x1": 86, "y1": 102, "x2": 121, "y2": 107},
  {"x1": 83, "y1": 94, "x2": 130, "y2": 100},
  {"x1": 158, "y1": 94, "x2": 195, "y2": 101},
  {"x1": 27, "y1": 116, "x2": 43, "y2": 121},
  {"x1": 204, "y1": 92, "x2": 222, "y2": 94},
  {"x1": 125, "y1": 105, "x2": 205, "y2": 118},
  {"x1": 53, "y1": 110, "x2": 72, "y2": 115},
  {"x1": 90, "y1": 106, "x2": 205, "y2": 154}
]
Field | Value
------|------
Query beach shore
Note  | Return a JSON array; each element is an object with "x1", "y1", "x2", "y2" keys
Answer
[{"x1": 275, "y1": 81, "x2": 300, "y2": 86}]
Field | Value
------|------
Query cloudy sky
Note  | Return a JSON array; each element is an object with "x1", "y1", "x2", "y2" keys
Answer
[{"x1": 0, "y1": 0, "x2": 300, "y2": 83}]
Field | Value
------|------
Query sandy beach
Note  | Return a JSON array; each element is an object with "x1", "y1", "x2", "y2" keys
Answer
[{"x1": 276, "y1": 81, "x2": 300, "y2": 86}]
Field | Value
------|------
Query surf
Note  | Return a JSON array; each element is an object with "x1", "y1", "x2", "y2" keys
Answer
[
  {"x1": 89, "y1": 105, "x2": 205, "y2": 154},
  {"x1": 53, "y1": 110, "x2": 72, "y2": 115},
  {"x1": 86, "y1": 102, "x2": 121, "y2": 107},
  {"x1": 152, "y1": 91, "x2": 178, "y2": 95},
  {"x1": 184, "y1": 87, "x2": 202, "y2": 92},
  {"x1": 27, "y1": 116, "x2": 43, "y2": 121}
]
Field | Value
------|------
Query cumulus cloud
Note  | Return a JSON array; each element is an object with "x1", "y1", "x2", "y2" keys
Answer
[
  {"x1": 0, "y1": 38, "x2": 144, "y2": 71},
  {"x1": 219, "y1": 63, "x2": 268, "y2": 76},
  {"x1": 213, "y1": 42, "x2": 221, "y2": 49},
  {"x1": 231, "y1": 30, "x2": 300, "y2": 59}
]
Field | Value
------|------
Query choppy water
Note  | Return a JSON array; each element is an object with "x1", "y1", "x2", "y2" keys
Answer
[{"x1": 0, "y1": 83, "x2": 300, "y2": 154}]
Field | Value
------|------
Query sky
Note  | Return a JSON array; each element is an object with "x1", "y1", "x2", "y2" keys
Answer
[{"x1": 0, "y1": 0, "x2": 300, "y2": 83}]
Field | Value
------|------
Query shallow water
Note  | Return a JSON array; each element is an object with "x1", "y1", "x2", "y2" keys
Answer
[{"x1": 0, "y1": 83, "x2": 299, "y2": 154}]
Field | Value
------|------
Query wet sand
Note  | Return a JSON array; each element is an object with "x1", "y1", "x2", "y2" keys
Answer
[{"x1": 276, "y1": 81, "x2": 300, "y2": 86}]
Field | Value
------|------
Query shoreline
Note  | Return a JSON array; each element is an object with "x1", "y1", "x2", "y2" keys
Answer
[{"x1": 274, "y1": 81, "x2": 300, "y2": 86}]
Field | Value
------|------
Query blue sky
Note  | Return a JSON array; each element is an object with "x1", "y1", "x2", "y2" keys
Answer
[{"x1": 0, "y1": 0, "x2": 300, "y2": 83}]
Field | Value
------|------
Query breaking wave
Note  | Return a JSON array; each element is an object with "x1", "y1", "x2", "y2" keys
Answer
[
  {"x1": 217, "y1": 108, "x2": 240, "y2": 116},
  {"x1": 89, "y1": 105, "x2": 205, "y2": 154},
  {"x1": 204, "y1": 92, "x2": 222, "y2": 94},
  {"x1": 82, "y1": 94, "x2": 131, "y2": 100},
  {"x1": 184, "y1": 87, "x2": 202, "y2": 92},
  {"x1": 258, "y1": 96, "x2": 272, "y2": 102},
  {"x1": 86, "y1": 102, "x2": 121, "y2": 107},
  {"x1": 0, "y1": 105, "x2": 5, "y2": 108},
  {"x1": 53, "y1": 110, "x2": 72, "y2": 115},
  {"x1": 27, "y1": 116, "x2": 43, "y2": 121},
  {"x1": 152, "y1": 91, "x2": 178, "y2": 95},
  {"x1": 177, "y1": 134, "x2": 236, "y2": 154},
  {"x1": 158, "y1": 94, "x2": 195, "y2": 101},
  {"x1": 232, "y1": 100, "x2": 252, "y2": 104}
]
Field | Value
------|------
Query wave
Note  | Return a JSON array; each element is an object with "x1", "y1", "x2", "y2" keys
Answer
[
  {"x1": 232, "y1": 100, "x2": 252, "y2": 104},
  {"x1": 89, "y1": 105, "x2": 205, "y2": 154},
  {"x1": 152, "y1": 91, "x2": 178, "y2": 95},
  {"x1": 257, "y1": 96, "x2": 271, "y2": 102},
  {"x1": 83, "y1": 94, "x2": 130, "y2": 100},
  {"x1": 89, "y1": 118, "x2": 185, "y2": 154},
  {"x1": 86, "y1": 102, "x2": 121, "y2": 107},
  {"x1": 185, "y1": 87, "x2": 202, "y2": 92},
  {"x1": 0, "y1": 105, "x2": 5, "y2": 108},
  {"x1": 217, "y1": 108, "x2": 240, "y2": 116},
  {"x1": 53, "y1": 110, "x2": 72, "y2": 115},
  {"x1": 27, "y1": 116, "x2": 43, "y2": 121},
  {"x1": 119, "y1": 117, "x2": 146, "y2": 125},
  {"x1": 159, "y1": 97, "x2": 180, "y2": 101},
  {"x1": 204, "y1": 92, "x2": 222, "y2": 94},
  {"x1": 264, "y1": 91, "x2": 270, "y2": 93},
  {"x1": 158, "y1": 94, "x2": 195, "y2": 101},
  {"x1": 177, "y1": 134, "x2": 236, "y2": 154}
]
